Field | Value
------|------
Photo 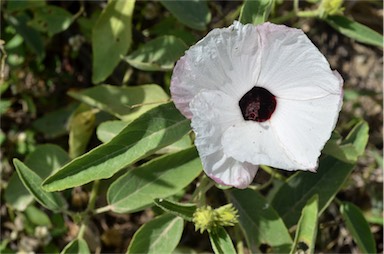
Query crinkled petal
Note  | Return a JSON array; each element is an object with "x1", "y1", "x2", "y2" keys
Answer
[
  {"x1": 256, "y1": 22, "x2": 341, "y2": 100},
  {"x1": 270, "y1": 92, "x2": 343, "y2": 169},
  {"x1": 221, "y1": 121, "x2": 303, "y2": 170},
  {"x1": 171, "y1": 21, "x2": 262, "y2": 118},
  {"x1": 190, "y1": 90, "x2": 256, "y2": 187}
]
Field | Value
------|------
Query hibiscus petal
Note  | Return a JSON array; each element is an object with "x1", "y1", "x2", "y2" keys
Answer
[
  {"x1": 221, "y1": 121, "x2": 305, "y2": 170},
  {"x1": 256, "y1": 22, "x2": 341, "y2": 100},
  {"x1": 190, "y1": 90, "x2": 257, "y2": 188},
  {"x1": 270, "y1": 93, "x2": 343, "y2": 169},
  {"x1": 171, "y1": 21, "x2": 262, "y2": 118}
]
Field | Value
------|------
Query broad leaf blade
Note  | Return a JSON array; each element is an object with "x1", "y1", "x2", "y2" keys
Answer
[
  {"x1": 42, "y1": 102, "x2": 191, "y2": 192},
  {"x1": 230, "y1": 189, "x2": 292, "y2": 253},
  {"x1": 5, "y1": 144, "x2": 69, "y2": 211},
  {"x1": 13, "y1": 159, "x2": 67, "y2": 212},
  {"x1": 272, "y1": 121, "x2": 369, "y2": 228},
  {"x1": 28, "y1": 5, "x2": 73, "y2": 35},
  {"x1": 61, "y1": 238, "x2": 90, "y2": 254},
  {"x1": 160, "y1": 0, "x2": 211, "y2": 31},
  {"x1": 325, "y1": 15, "x2": 383, "y2": 47},
  {"x1": 127, "y1": 214, "x2": 183, "y2": 254},
  {"x1": 209, "y1": 226, "x2": 236, "y2": 254},
  {"x1": 154, "y1": 199, "x2": 197, "y2": 222},
  {"x1": 92, "y1": 0, "x2": 135, "y2": 83},
  {"x1": 340, "y1": 202, "x2": 376, "y2": 254},
  {"x1": 108, "y1": 147, "x2": 202, "y2": 213},
  {"x1": 124, "y1": 35, "x2": 188, "y2": 71},
  {"x1": 290, "y1": 195, "x2": 319, "y2": 254},
  {"x1": 239, "y1": 0, "x2": 273, "y2": 25},
  {"x1": 68, "y1": 84, "x2": 169, "y2": 122}
]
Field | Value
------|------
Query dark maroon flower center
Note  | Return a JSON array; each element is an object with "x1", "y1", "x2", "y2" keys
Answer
[{"x1": 239, "y1": 86, "x2": 276, "y2": 122}]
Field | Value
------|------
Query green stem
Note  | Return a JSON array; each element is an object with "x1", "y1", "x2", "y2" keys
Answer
[
  {"x1": 94, "y1": 205, "x2": 112, "y2": 215},
  {"x1": 191, "y1": 174, "x2": 215, "y2": 206},
  {"x1": 297, "y1": 9, "x2": 320, "y2": 18},
  {"x1": 260, "y1": 165, "x2": 286, "y2": 181},
  {"x1": 86, "y1": 180, "x2": 100, "y2": 213},
  {"x1": 77, "y1": 221, "x2": 87, "y2": 240}
]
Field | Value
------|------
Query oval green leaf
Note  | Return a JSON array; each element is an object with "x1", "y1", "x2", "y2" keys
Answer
[
  {"x1": 325, "y1": 15, "x2": 383, "y2": 47},
  {"x1": 209, "y1": 226, "x2": 236, "y2": 254},
  {"x1": 239, "y1": 0, "x2": 273, "y2": 25},
  {"x1": 154, "y1": 198, "x2": 197, "y2": 222},
  {"x1": 68, "y1": 84, "x2": 169, "y2": 122},
  {"x1": 92, "y1": 0, "x2": 135, "y2": 83},
  {"x1": 124, "y1": 35, "x2": 188, "y2": 71},
  {"x1": 108, "y1": 147, "x2": 202, "y2": 213},
  {"x1": 61, "y1": 238, "x2": 90, "y2": 254},
  {"x1": 340, "y1": 201, "x2": 376, "y2": 254},
  {"x1": 13, "y1": 159, "x2": 67, "y2": 212},
  {"x1": 230, "y1": 189, "x2": 292, "y2": 253},
  {"x1": 28, "y1": 5, "x2": 73, "y2": 35},
  {"x1": 290, "y1": 195, "x2": 319, "y2": 254},
  {"x1": 127, "y1": 214, "x2": 183, "y2": 254},
  {"x1": 160, "y1": 0, "x2": 211, "y2": 31},
  {"x1": 42, "y1": 102, "x2": 191, "y2": 192}
]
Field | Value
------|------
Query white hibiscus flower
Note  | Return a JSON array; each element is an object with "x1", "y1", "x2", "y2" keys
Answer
[{"x1": 171, "y1": 21, "x2": 343, "y2": 189}]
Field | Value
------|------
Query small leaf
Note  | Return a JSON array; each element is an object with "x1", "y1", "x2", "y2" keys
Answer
[
  {"x1": 32, "y1": 103, "x2": 78, "y2": 139},
  {"x1": 61, "y1": 239, "x2": 90, "y2": 254},
  {"x1": 124, "y1": 35, "x2": 188, "y2": 71},
  {"x1": 154, "y1": 199, "x2": 197, "y2": 222},
  {"x1": 25, "y1": 205, "x2": 52, "y2": 227},
  {"x1": 13, "y1": 159, "x2": 67, "y2": 212},
  {"x1": 160, "y1": 0, "x2": 211, "y2": 31},
  {"x1": 325, "y1": 15, "x2": 383, "y2": 47},
  {"x1": 323, "y1": 120, "x2": 369, "y2": 163},
  {"x1": 290, "y1": 195, "x2": 319, "y2": 254},
  {"x1": 68, "y1": 84, "x2": 169, "y2": 122},
  {"x1": 272, "y1": 121, "x2": 369, "y2": 228},
  {"x1": 209, "y1": 226, "x2": 236, "y2": 254},
  {"x1": 92, "y1": 0, "x2": 135, "y2": 83},
  {"x1": 5, "y1": 13, "x2": 44, "y2": 57},
  {"x1": 108, "y1": 147, "x2": 202, "y2": 213},
  {"x1": 5, "y1": 144, "x2": 69, "y2": 211},
  {"x1": 127, "y1": 214, "x2": 183, "y2": 254},
  {"x1": 42, "y1": 102, "x2": 191, "y2": 192},
  {"x1": 68, "y1": 104, "x2": 96, "y2": 158},
  {"x1": 340, "y1": 202, "x2": 376, "y2": 254},
  {"x1": 230, "y1": 189, "x2": 292, "y2": 253},
  {"x1": 28, "y1": 5, "x2": 73, "y2": 35},
  {"x1": 239, "y1": 0, "x2": 273, "y2": 25}
]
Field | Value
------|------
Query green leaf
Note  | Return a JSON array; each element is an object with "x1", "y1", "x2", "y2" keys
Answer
[
  {"x1": 68, "y1": 84, "x2": 169, "y2": 122},
  {"x1": 42, "y1": 102, "x2": 191, "y2": 192},
  {"x1": 323, "y1": 120, "x2": 369, "y2": 163},
  {"x1": 32, "y1": 103, "x2": 78, "y2": 139},
  {"x1": 340, "y1": 202, "x2": 376, "y2": 254},
  {"x1": 229, "y1": 189, "x2": 292, "y2": 253},
  {"x1": 325, "y1": 15, "x2": 383, "y2": 47},
  {"x1": 25, "y1": 205, "x2": 52, "y2": 227},
  {"x1": 92, "y1": 0, "x2": 135, "y2": 83},
  {"x1": 61, "y1": 239, "x2": 90, "y2": 254},
  {"x1": 13, "y1": 159, "x2": 67, "y2": 212},
  {"x1": 5, "y1": 13, "x2": 44, "y2": 57},
  {"x1": 108, "y1": 147, "x2": 202, "y2": 213},
  {"x1": 124, "y1": 35, "x2": 188, "y2": 71},
  {"x1": 6, "y1": 0, "x2": 46, "y2": 12},
  {"x1": 68, "y1": 104, "x2": 96, "y2": 158},
  {"x1": 154, "y1": 198, "x2": 197, "y2": 222},
  {"x1": 5, "y1": 144, "x2": 69, "y2": 211},
  {"x1": 272, "y1": 121, "x2": 369, "y2": 228},
  {"x1": 127, "y1": 214, "x2": 184, "y2": 254},
  {"x1": 160, "y1": 0, "x2": 211, "y2": 31},
  {"x1": 28, "y1": 5, "x2": 73, "y2": 35},
  {"x1": 209, "y1": 226, "x2": 237, "y2": 254},
  {"x1": 290, "y1": 195, "x2": 319, "y2": 254},
  {"x1": 239, "y1": 0, "x2": 273, "y2": 25},
  {"x1": 97, "y1": 120, "x2": 128, "y2": 143}
]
